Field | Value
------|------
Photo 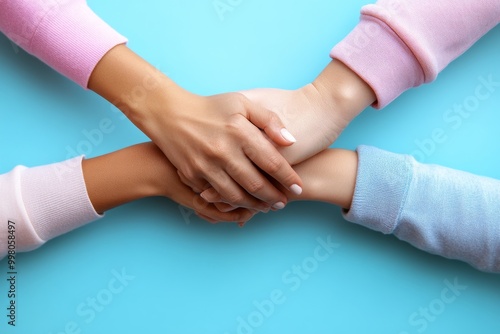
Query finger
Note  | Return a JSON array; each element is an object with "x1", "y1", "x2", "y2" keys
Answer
[
  {"x1": 244, "y1": 98, "x2": 296, "y2": 147},
  {"x1": 223, "y1": 156, "x2": 287, "y2": 211},
  {"x1": 195, "y1": 212, "x2": 218, "y2": 224},
  {"x1": 200, "y1": 188, "x2": 248, "y2": 212},
  {"x1": 197, "y1": 207, "x2": 255, "y2": 224},
  {"x1": 196, "y1": 210, "x2": 253, "y2": 225},
  {"x1": 187, "y1": 195, "x2": 255, "y2": 223},
  {"x1": 200, "y1": 188, "x2": 247, "y2": 213},
  {"x1": 200, "y1": 188, "x2": 262, "y2": 213},
  {"x1": 200, "y1": 187, "x2": 222, "y2": 203},
  {"x1": 214, "y1": 202, "x2": 238, "y2": 213},
  {"x1": 204, "y1": 168, "x2": 272, "y2": 212},
  {"x1": 240, "y1": 122, "x2": 303, "y2": 197},
  {"x1": 177, "y1": 170, "x2": 205, "y2": 193}
]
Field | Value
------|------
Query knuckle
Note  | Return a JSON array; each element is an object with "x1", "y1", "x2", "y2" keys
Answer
[
  {"x1": 192, "y1": 195, "x2": 209, "y2": 211},
  {"x1": 183, "y1": 156, "x2": 207, "y2": 176},
  {"x1": 226, "y1": 114, "x2": 246, "y2": 133},
  {"x1": 231, "y1": 92, "x2": 249, "y2": 109},
  {"x1": 181, "y1": 167, "x2": 197, "y2": 182},
  {"x1": 226, "y1": 192, "x2": 245, "y2": 205},
  {"x1": 267, "y1": 111, "x2": 280, "y2": 125},
  {"x1": 264, "y1": 154, "x2": 284, "y2": 174},
  {"x1": 225, "y1": 160, "x2": 242, "y2": 177},
  {"x1": 214, "y1": 202, "x2": 230, "y2": 212},
  {"x1": 207, "y1": 139, "x2": 228, "y2": 160},
  {"x1": 243, "y1": 145, "x2": 259, "y2": 161},
  {"x1": 246, "y1": 178, "x2": 265, "y2": 194}
]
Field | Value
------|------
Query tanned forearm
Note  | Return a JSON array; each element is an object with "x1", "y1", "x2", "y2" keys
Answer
[{"x1": 81, "y1": 142, "x2": 255, "y2": 223}]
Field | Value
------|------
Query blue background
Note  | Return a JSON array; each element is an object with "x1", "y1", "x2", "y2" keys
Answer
[{"x1": 1, "y1": 0, "x2": 500, "y2": 333}]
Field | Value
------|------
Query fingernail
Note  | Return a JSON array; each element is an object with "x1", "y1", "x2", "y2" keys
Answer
[
  {"x1": 272, "y1": 202, "x2": 285, "y2": 210},
  {"x1": 280, "y1": 128, "x2": 297, "y2": 143},
  {"x1": 200, "y1": 192, "x2": 209, "y2": 201},
  {"x1": 259, "y1": 203, "x2": 271, "y2": 211},
  {"x1": 290, "y1": 184, "x2": 303, "y2": 195}
]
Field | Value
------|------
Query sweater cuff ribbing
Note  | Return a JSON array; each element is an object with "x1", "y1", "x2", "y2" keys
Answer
[
  {"x1": 330, "y1": 14, "x2": 424, "y2": 109},
  {"x1": 20, "y1": 156, "x2": 102, "y2": 244},
  {"x1": 0, "y1": 167, "x2": 44, "y2": 257},
  {"x1": 342, "y1": 145, "x2": 412, "y2": 234},
  {"x1": 29, "y1": 0, "x2": 127, "y2": 87}
]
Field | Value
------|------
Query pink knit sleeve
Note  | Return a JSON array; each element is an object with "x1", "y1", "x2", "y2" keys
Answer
[
  {"x1": 0, "y1": 0, "x2": 127, "y2": 88},
  {"x1": 331, "y1": 0, "x2": 500, "y2": 108},
  {"x1": 0, "y1": 157, "x2": 102, "y2": 258}
]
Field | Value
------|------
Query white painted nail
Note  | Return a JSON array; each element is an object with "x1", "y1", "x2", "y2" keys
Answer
[
  {"x1": 272, "y1": 202, "x2": 286, "y2": 210},
  {"x1": 289, "y1": 184, "x2": 303, "y2": 195},
  {"x1": 280, "y1": 128, "x2": 297, "y2": 143}
]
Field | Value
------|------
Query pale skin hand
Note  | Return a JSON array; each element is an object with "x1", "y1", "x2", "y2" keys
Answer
[
  {"x1": 242, "y1": 60, "x2": 376, "y2": 165},
  {"x1": 200, "y1": 60, "x2": 375, "y2": 208},
  {"x1": 88, "y1": 44, "x2": 303, "y2": 213},
  {"x1": 82, "y1": 142, "x2": 256, "y2": 224}
]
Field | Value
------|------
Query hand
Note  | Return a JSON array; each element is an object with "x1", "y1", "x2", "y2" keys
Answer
[
  {"x1": 83, "y1": 142, "x2": 256, "y2": 224},
  {"x1": 199, "y1": 60, "x2": 375, "y2": 208},
  {"x1": 89, "y1": 45, "x2": 303, "y2": 213},
  {"x1": 187, "y1": 82, "x2": 324, "y2": 211},
  {"x1": 240, "y1": 84, "x2": 342, "y2": 165},
  {"x1": 241, "y1": 60, "x2": 377, "y2": 165},
  {"x1": 205, "y1": 148, "x2": 359, "y2": 216},
  {"x1": 144, "y1": 89, "x2": 304, "y2": 213},
  {"x1": 144, "y1": 143, "x2": 257, "y2": 224}
]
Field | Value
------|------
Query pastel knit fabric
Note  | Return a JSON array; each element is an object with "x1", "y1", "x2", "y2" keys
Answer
[
  {"x1": 0, "y1": 0, "x2": 122, "y2": 257},
  {"x1": 331, "y1": 0, "x2": 500, "y2": 108},
  {"x1": 1, "y1": 0, "x2": 500, "y2": 273},
  {"x1": 344, "y1": 146, "x2": 500, "y2": 273},
  {"x1": 0, "y1": 157, "x2": 102, "y2": 258},
  {"x1": 0, "y1": 0, "x2": 127, "y2": 87}
]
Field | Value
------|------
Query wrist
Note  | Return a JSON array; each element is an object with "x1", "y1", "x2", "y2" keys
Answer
[
  {"x1": 311, "y1": 60, "x2": 376, "y2": 124},
  {"x1": 136, "y1": 143, "x2": 177, "y2": 199},
  {"x1": 289, "y1": 149, "x2": 357, "y2": 210},
  {"x1": 82, "y1": 143, "x2": 168, "y2": 213},
  {"x1": 88, "y1": 44, "x2": 181, "y2": 128}
]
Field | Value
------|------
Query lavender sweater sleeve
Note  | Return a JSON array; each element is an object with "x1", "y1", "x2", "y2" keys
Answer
[
  {"x1": 0, "y1": 0, "x2": 127, "y2": 87},
  {"x1": 0, "y1": 158, "x2": 102, "y2": 258},
  {"x1": 344, "y1": 146, "x2": 500, "y2": 273},
  {"x1": 331, "y1": 0, "x2": 500, "y2": 108}
]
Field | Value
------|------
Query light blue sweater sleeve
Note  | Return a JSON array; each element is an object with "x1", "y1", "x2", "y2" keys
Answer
[{"x1": 343, "y1": 145, "x2": 500, "y2": 273}]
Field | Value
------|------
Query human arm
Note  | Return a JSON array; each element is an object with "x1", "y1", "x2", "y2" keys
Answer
[
  {"x1": 0, "y1": 0, "x2": 127, "y2": 87},
  {"x1": 87, "y1": 45, "x2": 303, "y2": 211},
  {"x1": 332, "y1": 0, "x2": 500, "y2": 109},
  {"x1": 0, "y1": 143, "x2": 254, "y2": 259},
  {"x1": 82, "y1": 142, "x2": 255, "y2": 224},
  {"x1": 282, "y1": 146, "x2": 500, "y2": 273},
  {"x1": 240, "y1": 0, "x2": 500, "y2": 165},
  {"x1": 0, "y1": 0, "x2": 303, "y2": 212},
  {"x1": 241, "y1": 60, "x2": 376, "y2": 165}
]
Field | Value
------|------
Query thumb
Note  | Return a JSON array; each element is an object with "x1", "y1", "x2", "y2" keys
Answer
[{"x1": 245, "y1": 101, "x2": 297, "y2": 147}]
